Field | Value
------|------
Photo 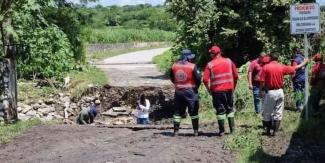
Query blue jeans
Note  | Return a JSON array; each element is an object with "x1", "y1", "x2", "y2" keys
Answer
[
  {"x1": 253, "y1": 86, "x2": 261, "y2": 113},
  {"x1": 137, "y1": 118, "x2": 150, "y2": 125},
  {"x1": 293, "y1": 81, "x2": 305, "y2": 111}
]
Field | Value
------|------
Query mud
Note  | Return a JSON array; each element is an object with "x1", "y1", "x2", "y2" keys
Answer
[
  {"x1": 0, "y1": 124, "x2": 234, "y2": 163},
  {"x1": 99, "y1": 85, "x2": 175, "y2": 122}
]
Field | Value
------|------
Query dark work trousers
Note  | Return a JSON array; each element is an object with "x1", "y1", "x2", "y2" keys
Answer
[
  {"x1": 173, "y1": 88, "x2": 199, "y2": 123},
  {"x1": 212, "y1": 91, "x2": 234, "y2": 120}
]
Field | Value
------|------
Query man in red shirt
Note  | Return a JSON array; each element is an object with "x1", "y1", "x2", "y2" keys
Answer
[
  {"x1": 259, "y1": 52, "x2": 308, "y2": 136},
  {"x1": 308, "y1": 53, "x2": 325, "y2": 113},
  {"x1": 247, "y1": 52, "x2": 268, "y2": 114},
  {"x1": 203, "y1": 45, "x2": 238, "y2": 135}
]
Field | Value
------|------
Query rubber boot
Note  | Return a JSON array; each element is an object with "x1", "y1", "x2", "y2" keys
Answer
[
  {"x1": 173, "y1": 122, "x2": 180, "y2": 136},
  {"x1": 265, "y1": 121, "x2": 271, "y2": 135},
  {"x1": 191, "y1": 119, "x2": 199, "y2": 136},
  {"x1": 228, "y1": 117, "x2": 235, "y2": 133},
  {"x1": 262, "y1": 120, "x2": 267, "y2": 129},
  {"x1": 272, "y1": 120, "x2": 281, "y2": 136},
  {"x1": 218, "y1": 120, "x2": 225, "y2": 136}
]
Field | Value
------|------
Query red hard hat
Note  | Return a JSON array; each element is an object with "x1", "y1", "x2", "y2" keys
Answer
[{"x1": 209, "y1": 46, "x2": 221, "y2": 55}]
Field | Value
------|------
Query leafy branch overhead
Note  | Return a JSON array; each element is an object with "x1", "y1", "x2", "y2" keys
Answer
[{"x1": 167, "y1": 0, "x2": 322, "y2": 67}]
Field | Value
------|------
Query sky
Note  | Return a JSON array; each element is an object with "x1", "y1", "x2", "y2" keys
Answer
[
  {"x1": 68, "y1": 0, "x2": 165, "y2": 6},
  {"x1": 317, "y1": 0, "x2": 325, "y2": 6}
]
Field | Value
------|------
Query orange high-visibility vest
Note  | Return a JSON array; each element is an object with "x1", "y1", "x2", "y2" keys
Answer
[
  {"x1": 208, "y1": 58, "x2": 234, "y2": 91},
  {"x1": 172, "y1": 62, "x2": 196, "y2": 90}
]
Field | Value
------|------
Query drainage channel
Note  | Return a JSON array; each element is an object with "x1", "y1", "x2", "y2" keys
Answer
[{"x1": 85, "y1": 85, "x2": 175, "y2": 125}]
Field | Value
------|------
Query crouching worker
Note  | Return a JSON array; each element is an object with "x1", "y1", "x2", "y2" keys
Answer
[
  {"x1": 170, "y1": 49, "x2": 201, "y2": 136},
  {"x1": 77, "y1": 100, "x2": 100, "y2": 125},
  {"x1": 136, "y1": 94, "x2": 151, "y2": 124}
]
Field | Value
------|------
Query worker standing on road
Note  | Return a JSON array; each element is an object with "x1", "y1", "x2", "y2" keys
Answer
[
  {"x1": 291, "y1": 48, "x2": 306, "y2": 111},
  {"x1": 247, "y1": 52, "x2": 267, "y2": 114},
  {"x1": 259, "y1": 52, "x2": 308, "y2": 136},
  {"x1": 309, "y1": 53, "x2": 325, "y2": 114},
  {"x1": 203, "y1": 45, "x2": 238, "y2": 135},
  {"x1": 77, "y1": 100, "x2": 101, "y2": 125},
  {"x1": 170, "y1": 49, "x2": 201, "y2": 136}
]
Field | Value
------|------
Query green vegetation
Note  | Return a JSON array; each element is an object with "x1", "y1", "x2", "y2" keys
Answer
[
  {"x1": 153, "y1": 50, "x2": 176, "y2": 74},
  {"x1": 18, "y1": 66, "x2": 106, "y2": 101},
  {"x1": 79, "y1": 4, "x2": 176, "y2": 43},
  {"x1": 0, "y1": 119, "x2": 42, "y2": 144},
  {"x1": 18, "y1": 83, "x2": 59, "y2": 102},
  {"x1": 154, "y1": 48, "x2": 325, "y2": 162},
  {"x1": 91, "y1": 45, "x2": 169, "y2": 60},
  {"x1": 83, "y1": 27, "x2": 175, "y2": 43},
  {"x1": 1, "y1": 1, "x2": 176, "y2": 80},
  {"x1": 78, "y1": 4, "x2": 177, "y2": 31},
  {"x1": 166, "y1": 0, "x2": 325, "y2": 67},
  {"x1": 68, "y1": 66, "x2": 107, "y2": 98}
]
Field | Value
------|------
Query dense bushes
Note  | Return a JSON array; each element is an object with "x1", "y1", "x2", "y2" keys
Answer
[
  {"x1": 78, "y1": 4, "x2": 177, "y2": 31},
  {"x1": 10, "y1": 0, "x2": 76, "y2": 79},
  {"x1": 16, "y1": 27, "x2": 74, "y2": 78},
  {"x1": 166, "y1": 0, "x2": 325, "y2": 67}
]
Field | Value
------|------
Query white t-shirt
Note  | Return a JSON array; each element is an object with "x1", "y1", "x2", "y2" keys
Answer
[{"x1": 136, "y1": 99, "x2": 150, "y2": 118}]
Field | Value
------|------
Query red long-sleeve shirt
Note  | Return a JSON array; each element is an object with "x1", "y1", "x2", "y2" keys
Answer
[{"x1": 259, "y1": 61, "x2": 295, "y2": 89}]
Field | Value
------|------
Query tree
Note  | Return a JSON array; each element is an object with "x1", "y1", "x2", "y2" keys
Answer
[
  {"x1": 2, "y1": 0, "x2": 101, "y2": 79},
  {"x1": 167, "y1": 0, "x2": 307, "y2": 67}
]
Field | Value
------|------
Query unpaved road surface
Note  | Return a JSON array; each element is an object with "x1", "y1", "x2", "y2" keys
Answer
[
  {"x1": 0, "y1": 125, "x2": 234, "y2": 163},
  {"x1": 95, "y1": 48, "x2": 172, "y2": 87}
]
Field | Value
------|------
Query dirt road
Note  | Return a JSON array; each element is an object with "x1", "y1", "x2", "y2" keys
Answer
[
  {"x1": 0, "y1": 49, "x2": 234, "y2": 163},
  {"x1": 95, "y1": 48, "x2": 172, "y2": 87},
  {"x1": 0, "y1": 125, "x2": 234, "y2": 163}
]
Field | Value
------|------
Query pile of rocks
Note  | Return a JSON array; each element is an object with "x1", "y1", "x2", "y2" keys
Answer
[
  {"x1": 17, "y1": 92, "x2": 100, "y2": 122},
  {"x1": 99, "y1": 106, "x2": 135, "y2": 125}
]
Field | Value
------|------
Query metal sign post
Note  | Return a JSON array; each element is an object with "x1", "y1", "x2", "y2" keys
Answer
[
  {"x1": 290, "y1": 3, "x2": 321, "y2": 120},
  {"x1": 303, "y1": 33, "x2": 309, "y2": 120}
]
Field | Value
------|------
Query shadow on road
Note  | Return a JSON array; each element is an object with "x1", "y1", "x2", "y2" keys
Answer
[{"x1": 140, "y1": 74, "x2": 169, "y2": 80}]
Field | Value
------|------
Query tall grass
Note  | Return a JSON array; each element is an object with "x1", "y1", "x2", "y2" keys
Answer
[
  {"x1": 68, "y1": 66, "x2": 107, "y2": 98},
  {"x1": 83, "y1": 27, "x2": 175, "y2": 43},
  {"x1": 153, "y1": 50, "x2": 176, "y2": 74}
]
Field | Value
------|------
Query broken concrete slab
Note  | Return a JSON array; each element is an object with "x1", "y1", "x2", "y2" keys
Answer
[
  {"x1": 101, "y1": 109, "x2": 118, "y2": 117},
  {"x1": 112, "y1": 106, "x2": 130, "y2": 112}
]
